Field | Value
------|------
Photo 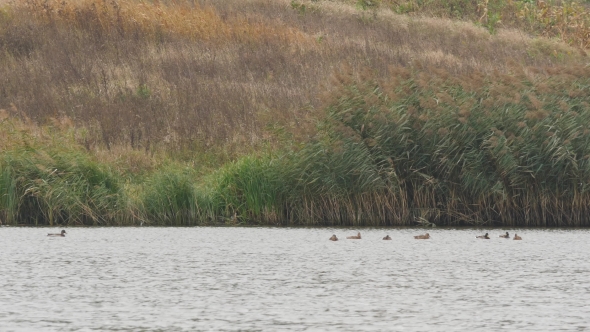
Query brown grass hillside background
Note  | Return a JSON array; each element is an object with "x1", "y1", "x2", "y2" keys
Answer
[{"x1": 1, "y1": 0, "x2": 588, "y2": 163}]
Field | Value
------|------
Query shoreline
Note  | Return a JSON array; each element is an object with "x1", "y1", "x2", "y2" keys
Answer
[{"x1": 3, "y1": 224, "x2": 590, "y2": 229}]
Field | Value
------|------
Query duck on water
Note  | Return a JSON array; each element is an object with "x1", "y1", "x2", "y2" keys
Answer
[
  {"x1": 48, "y1": 230, "x2": 67, "y2": 237},
  {"x1": 414, "y1": 233, "x2": 430, "y2": 239},
  {"x1": 347, "y1": 232, "x2": 361, "y2": 239}
]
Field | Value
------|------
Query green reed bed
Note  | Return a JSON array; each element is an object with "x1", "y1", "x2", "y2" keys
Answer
[
  {"x1": 139, "y1": 170, "x2": 199, "y2": 226},
  {"x1": 0, "y1": 121, "x2": 130, "y2": 226},
  {"x1": 195, "y1": 59, "x2": 590, "y2": 226},
  {"x1": 2, "y1": 63, "x2": 590, "y2": 227},
  {"x1": 289, "y1": 65, "x2": 590, "y2": 226},
  {"x1": 200, "y1": 64, "x2": 590, "y2": 227},
  {"x1": 0, "y1": 65, "x2": 590, "y2": 227},
  {"x1": 206, "y1": 155, "x2": 287, "y2": 225}
]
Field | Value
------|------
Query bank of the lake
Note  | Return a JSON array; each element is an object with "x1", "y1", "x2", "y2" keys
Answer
[
  {"x1": 1, "y1": 1, "x2": 590, "y2": 227},
  {"x1": 2, "y1": 65, "x2": 590, "y2": 227}
]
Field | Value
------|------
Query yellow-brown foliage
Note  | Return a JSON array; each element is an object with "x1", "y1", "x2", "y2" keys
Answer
[
  {"x1": 20, "y1": 0, "x2": 311, "y2": 45},
  {"x1": 518, "y1": 0, "x2": 590, "y2": 50}
]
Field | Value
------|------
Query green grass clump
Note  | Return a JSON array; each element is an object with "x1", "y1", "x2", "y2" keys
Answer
[
  {"x1": 208, "y1": 155, "x2": 287, "y2": 225},
  {"x1": 140, "y1": 169, "x2": 200, "y2": 226},
  {"x1": 0, "y1": 146, "x2": 127, "y2": 226}
]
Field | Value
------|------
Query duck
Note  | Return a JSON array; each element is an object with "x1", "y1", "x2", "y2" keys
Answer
[
  {"x1": 514, "y1": 234, "x2": 522, "y2": 240},
  {"x1": 47, "y1": 230, "x2": 67, "y2": 237},
  {"x1": 499, "y1": 232, "x2": 509, "y2": 238},
  {"x1": 383, "y1": 235, "x2": 392, "y2": 240},
  {"x1": 414, "y1": 233, "x2": 430, "y2": 239},
  {"x1": 329, "y1": 234, "x2": 338, "y2": 241},
  {"x1": 347, "y1": 232, "x2": 361, "y2": 239},
  {"x1": 476, "y1": 233, "x2": 490, "y2": 239}
]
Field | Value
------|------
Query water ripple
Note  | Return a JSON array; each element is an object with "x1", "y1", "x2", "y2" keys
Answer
[{"x1": 1, "y1": 227, "x2": 589, "y2": 331}]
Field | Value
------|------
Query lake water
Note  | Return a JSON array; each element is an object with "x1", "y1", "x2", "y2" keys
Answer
[{"x1": 1, "y1": 227, "x2": 589, "y2": 331}]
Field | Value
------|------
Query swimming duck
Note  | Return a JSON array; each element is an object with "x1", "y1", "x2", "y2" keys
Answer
[
  {"x1": 383, "y1": 235, "x2": 392, "y2": 240},
  {"x1": 414, "y1": 233, "x2": 430, "y2": 239},
  {"x1": 514, "y1": 234, "x2": 522, "y2": 240},
  {"x1": 47, "y1": 230, "x2": 67, "y2": 237},
  {"x1": 499, "y1": 232, "x2": 509, "y2": 238},
  {"x1": 329, "y1": 234, "x2": 338, "y2": 241},
  {"x1": 347, "y1": 232, "x2": 361, "y2": 239},
  {"x1": 476, "y1": 233, "x2": 490, "y2": 239}
]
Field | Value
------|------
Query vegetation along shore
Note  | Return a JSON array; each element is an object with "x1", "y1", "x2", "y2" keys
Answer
[{"x1": 1, "y1": 0, "x2": 589, "y2": 227}]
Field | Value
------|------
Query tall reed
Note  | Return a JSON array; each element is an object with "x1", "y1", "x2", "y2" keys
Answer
[
  {"x1": 0, "y1": 118, "x2": 129, "y2": 225},
  {"x1": 140, "y1": 169, "x2": 199, "y2": 226},
  {"x1": 208, "y1": 155, "x2": 286, "y2": 225},
  {"x1": 203, "y1": 63, "x2": 590, "y2": 227},
  {"x1": 298, "y1": 64, "x2": 590, "y2": 226}
]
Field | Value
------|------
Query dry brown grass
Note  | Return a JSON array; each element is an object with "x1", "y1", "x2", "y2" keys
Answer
[
  {"x1": 0, "y1": 0, "x2": 587, "y2": 162},
  {"x1": 21, "y1": 0, "x2": 311, "y2": 45}
]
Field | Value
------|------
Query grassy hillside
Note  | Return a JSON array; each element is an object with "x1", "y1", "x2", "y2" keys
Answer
[{"x1": 1, "y1": 0, "x2": 589, "y2": 226}]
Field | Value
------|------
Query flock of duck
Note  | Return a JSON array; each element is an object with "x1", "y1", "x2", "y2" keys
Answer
[
  {"x1": 477, "y1": 232, "x2": 522, "y2": 240},
  {"x1": 329, "y1": 231, "x2": 523, "y2": 241},
  {"x1": 45, "y1": 229, "x2": 523, "y2": 240}
]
